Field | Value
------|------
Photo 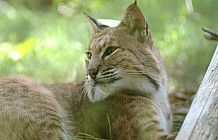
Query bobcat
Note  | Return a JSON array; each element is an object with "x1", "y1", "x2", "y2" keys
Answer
[{"x1": 0, "y1": 1, "x2": 173, "y2": 140}]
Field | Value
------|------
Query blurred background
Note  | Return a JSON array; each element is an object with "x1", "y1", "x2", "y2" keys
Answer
[{"x1": 0, "y1": 0, "x2": 217, "y2": 93}]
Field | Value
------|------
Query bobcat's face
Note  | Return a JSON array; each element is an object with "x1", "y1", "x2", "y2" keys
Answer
[{"x1": 83, "y1": 4, "x2": 166, "y2": 102}]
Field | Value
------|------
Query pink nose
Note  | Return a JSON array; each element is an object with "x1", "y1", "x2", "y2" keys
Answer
[{"x1": 88, "y1": 68, "x2": 98, "y2": 79}]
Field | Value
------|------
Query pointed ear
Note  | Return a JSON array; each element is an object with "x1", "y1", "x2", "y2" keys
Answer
[
  {"x1": 84, "y1": 13, "x2": 109, "y2": 35},
  {"x1": 119, "y1": 2, "x2": 149, "y2": 42}
]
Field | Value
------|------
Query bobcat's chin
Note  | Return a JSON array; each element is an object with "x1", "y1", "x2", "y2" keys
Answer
[
  {"x1": 87, "y1": 85, "x2": 111, "y2": 102},
  {"x1": 85, "y1": 75, "x2": 119, "y2": 102}
]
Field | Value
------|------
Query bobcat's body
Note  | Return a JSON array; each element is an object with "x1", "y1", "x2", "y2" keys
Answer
[
  {"x1": 46, "y1": 82, "x2": 172, "y2": 140},
  {"x1": 0, "y1": 76, "x2": 71, "y2": 140},
  {"x1": 0, "y1": 2, "x2": 173, "y2": 140}
]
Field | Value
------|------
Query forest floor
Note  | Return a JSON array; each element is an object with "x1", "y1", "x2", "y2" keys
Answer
[{"x1": 169, "y1": 90, "x2": 196, "y2": 136}]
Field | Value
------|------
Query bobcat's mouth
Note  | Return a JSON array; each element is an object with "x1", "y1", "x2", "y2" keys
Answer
[
  {"x1": 85, "y1": 81, "x2": 114, "y2": 102},
  {"x1": 90, "y1": 68, "x2": 120, "y2": 85},
  {"x1": 95, "y1": 77, "x2": 122, "y2": 85},
  {"x1": 83, "y1": 68, "x2": 122, "y2": 102}
]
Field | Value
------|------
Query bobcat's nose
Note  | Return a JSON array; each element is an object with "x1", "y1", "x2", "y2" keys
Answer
[{"x1": 88, "y1": 68, "x2": 98, "y2": 79}]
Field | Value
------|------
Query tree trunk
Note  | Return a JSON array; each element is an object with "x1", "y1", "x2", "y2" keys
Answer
[{"x1": 176, "y1": 45, "x2": 218, "y2": 140}]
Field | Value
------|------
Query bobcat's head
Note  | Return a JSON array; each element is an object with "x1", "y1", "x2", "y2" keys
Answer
[{"x1": 83, "y1": 2, "x2": 167, "y2": 102}]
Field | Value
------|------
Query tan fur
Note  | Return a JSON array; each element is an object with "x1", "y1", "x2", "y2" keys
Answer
[
  {"x1": 0, "y1": 2, "x2": 173, "y2": 140},
  {"x1": 0, "y1": 75, "x2": 71, "y2": 140},
  {"x1": 78, "y1": 2, "x2": 173, "y2": 139},
  {"x1": 49, "y1": 2, "x2": 173, "y2": 139}
]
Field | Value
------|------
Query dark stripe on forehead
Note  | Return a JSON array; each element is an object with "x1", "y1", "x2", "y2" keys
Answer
[{"x1": 90, "y1": 34, "x2": 111, "y2": 51}]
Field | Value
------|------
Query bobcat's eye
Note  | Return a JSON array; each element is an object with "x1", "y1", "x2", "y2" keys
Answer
[
  {"x1": 86, "y1": 52, "x2": 92, "y2": 60},
  {"x1": 102, "y1": 46, "x2": 117, "y2": 59}
]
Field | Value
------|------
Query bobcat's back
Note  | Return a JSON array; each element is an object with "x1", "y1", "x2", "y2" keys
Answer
[{"x1": 0, "y1": 75, "x2": 71, "y2": 140}]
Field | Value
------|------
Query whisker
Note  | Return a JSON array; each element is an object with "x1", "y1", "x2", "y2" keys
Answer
[
  {"x1": 121, "y1": 70, "x2": 162, "y2": 78},
  {"x1": 121, "y1": 69, "x2": 158, "y2": 74},
  {"x1": 123, "y1": 71, "x2": 159, "y2": 77},
  {"x1": 80, "y1": 82, "x2": 88, "y2": 102},
  {"x1": 120, "y1": 69, "x2": 167, "y2": 81}
]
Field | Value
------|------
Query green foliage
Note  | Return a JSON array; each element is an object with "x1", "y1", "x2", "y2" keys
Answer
[{"x1": 0, "y1": 0, "x2": 217, "y2": 91}]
